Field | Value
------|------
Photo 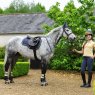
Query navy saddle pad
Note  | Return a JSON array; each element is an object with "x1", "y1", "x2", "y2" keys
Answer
[{"x1": 22, "y1": 36, "x2": 41, "y2": 50}]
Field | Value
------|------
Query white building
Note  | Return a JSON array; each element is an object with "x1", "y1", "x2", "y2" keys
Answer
[{"x1": 0, "y1": 13, "x2": 54, "y2": 47}]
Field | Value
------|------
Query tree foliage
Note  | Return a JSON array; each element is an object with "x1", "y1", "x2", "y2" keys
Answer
[
  {"x1": 3, "y1": 0, "x2": 46, "y2": 14},
  {"x1": 48, "y1": 0, "x2": 95, "y2": 34},
  {"x1": 0, "y1": 8, "x2": 3, "y2": 14},
  {"x1": 48, "y1": 0, "x2": 95, "y2": 70}
]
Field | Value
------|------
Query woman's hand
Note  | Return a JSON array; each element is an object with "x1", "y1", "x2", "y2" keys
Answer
[
  {"x1": 72, "y1": 49, "x2": 77, "y2": 52},
  {"x1": 92, "y1": 56, "x2": 94, "y2": 59},
  {"x1": 92, "y1": 55, "x2": 95, "y2": 59},
  {"x1": 72, "y1": 49, "x2": 83, "y2": 54}
]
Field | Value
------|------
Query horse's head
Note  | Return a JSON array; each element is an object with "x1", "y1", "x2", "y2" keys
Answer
[{"x1": 62, "y1": 22, "x2": 76, "y2": 40}]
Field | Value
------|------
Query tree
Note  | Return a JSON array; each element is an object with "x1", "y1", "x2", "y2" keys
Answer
[
  {"x1": 4, "y1": 0, "x2": 46, "y2": 14},
  {"x1": 48, "y1": 0, "x2": 95, "y2": 34},
  {"x1": 0, "y1": 8, "x2": 3, "y2": 14},
  {"x1": 30, "y1": 3, "x2": 46, "y2": 13},
  {"x1": 48, "y1": 0, "x2": 95, "y2": 70}
]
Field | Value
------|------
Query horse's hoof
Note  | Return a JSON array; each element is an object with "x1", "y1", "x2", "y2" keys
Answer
[
  {"x1": 44, "y1": 82, "x2": 48, "y2": 86},
  {"x1": 41, "y1": 82, "x2": 48, "y2": 86},
  {"x1": 41, "y1": 84, "x2": 43, "y2": 86},
  {"x1": 10, "y1": 80, "x2": 14, "y2": 83},
  {"x1": 5, "y1": 81, "x2": 10, "y2": 84},
  {"x1": 46, "y1": 82, "x2": 48, "y2": 85}
]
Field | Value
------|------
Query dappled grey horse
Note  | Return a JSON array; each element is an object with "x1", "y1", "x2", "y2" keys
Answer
[{"x1": 4, "y1": 23, "x2": 76, "y2": 86}]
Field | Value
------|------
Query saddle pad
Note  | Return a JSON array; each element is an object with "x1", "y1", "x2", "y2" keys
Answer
[
  {"x1": 22, "y1": 37, "x2": 30, "y2": 46},
  {"x1": 22, "y1": 36, "x2": 41, "y2": 50}
]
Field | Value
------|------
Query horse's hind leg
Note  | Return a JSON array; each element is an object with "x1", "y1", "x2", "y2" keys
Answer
[
  {"x1": 40, "y1": 59, "x2": 48, "y2": 86},
  {"x1": 9, "y1": 64, "x2": 15, "y2": 83},
  {"x1": 9, "y1": 53, "x2": 19, "y2": 83},
  {"x1": 4, "y1": 53, "x2": 13, "y2": 84},
  {"x1": 9, "y1": 63, "x2": 15, "y2": 83},
  {"x1": 4, "y1": 60, "x2": 10, "y2": 84}
]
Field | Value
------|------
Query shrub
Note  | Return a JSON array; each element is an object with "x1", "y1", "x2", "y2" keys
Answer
[
  {"x1": 48, "y1": 38, "x2": 83, "y2": 71},
  {"x1": 0, "y1": 47, "x2": 5, "y2": 59},
  {"x1": 0, "y1": 62, "x2": 29, "y2": 79},
  {"x1": 0, "y1": 62, "x2": 4, "y2": 78}
]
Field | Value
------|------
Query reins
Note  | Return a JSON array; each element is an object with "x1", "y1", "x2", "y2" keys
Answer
[{"x1": 45, "y1": 37, "x2": 53, "y2": 53}]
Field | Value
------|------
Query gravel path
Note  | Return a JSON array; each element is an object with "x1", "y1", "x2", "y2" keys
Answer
[{"x1": 0, "y1": 70, "x2": 94, "y2": 95}]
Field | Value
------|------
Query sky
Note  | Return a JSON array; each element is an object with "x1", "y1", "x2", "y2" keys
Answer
[{"x1": 0, "y1": 0, "x2": 81, "y2": 10}]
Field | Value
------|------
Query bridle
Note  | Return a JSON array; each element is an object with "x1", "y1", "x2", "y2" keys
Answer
[
  {"x1": 44, "y1": 27, "x2": 74, "y2": 53},
  {"x1": 64, "y1": 28, "x2": 73, "y2": 38}
]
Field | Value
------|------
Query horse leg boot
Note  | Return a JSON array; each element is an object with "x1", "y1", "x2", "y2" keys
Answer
[
  {"x1": 40, "y1": 61, "x2": 48, "y2": 86},
  {"x1": 9, "y1": 72, "x2": 14, "y2": 83},
  {"x1": 4, "y1": 72, "x2": 9, "y2": 84},
  {"x1": 80, "y1": 72, "x2": 86, "y2": 87}
]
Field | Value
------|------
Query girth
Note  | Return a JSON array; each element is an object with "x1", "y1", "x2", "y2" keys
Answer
[{"x1": 22, "y1": 36, "x2": 42, "y2": 60}]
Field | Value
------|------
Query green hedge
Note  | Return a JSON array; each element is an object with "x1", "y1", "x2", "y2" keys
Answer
[
  {"x1": 0, "y1": 62, "x2": 29, "y2": 79},
  {"x1": 0, "y1": 47, "x2": 5, "y2": 59}
]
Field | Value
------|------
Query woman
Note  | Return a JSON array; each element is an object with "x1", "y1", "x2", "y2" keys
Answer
[{"x1": 73, "y1": 29, "x2": 95, "y2": 88}]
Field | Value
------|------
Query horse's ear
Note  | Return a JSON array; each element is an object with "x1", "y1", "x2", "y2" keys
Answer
[{"x1": 63, "y1": 22, "x2": 68, "y2": 29}]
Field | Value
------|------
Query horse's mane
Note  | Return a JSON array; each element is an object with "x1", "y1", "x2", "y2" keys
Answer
[{"x1": 46, "y1": 26, "x2": 62, "y2": 36}]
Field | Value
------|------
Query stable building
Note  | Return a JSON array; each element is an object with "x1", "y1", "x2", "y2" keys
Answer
[{"x1": 0, "y1": 13, "x2": 54, "y2": 47}]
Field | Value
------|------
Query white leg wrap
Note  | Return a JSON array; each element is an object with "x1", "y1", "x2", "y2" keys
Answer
[
  {"x1": 41, "y1": 74, "x2": 44, "y2": 78},
  {"x1": 5, "y1": 72, "x2": 8, "y2": 76}
]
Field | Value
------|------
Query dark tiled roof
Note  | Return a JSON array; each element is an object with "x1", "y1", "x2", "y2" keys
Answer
[{"x1": 0, "y1": 13, "x2": 54, "y2": 34}]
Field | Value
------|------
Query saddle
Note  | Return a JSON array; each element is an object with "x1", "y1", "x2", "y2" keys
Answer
[{"x1": 22, "y1": 35, "x2": 41, "y2": 50}]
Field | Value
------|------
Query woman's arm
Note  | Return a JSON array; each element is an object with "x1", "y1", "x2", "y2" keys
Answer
[
  {"x1": 73, "y1": 48, "x2": 83, "y2": 54},
  {"x1": 93, "y1": 43, "x2": 95, "y2": 58}
]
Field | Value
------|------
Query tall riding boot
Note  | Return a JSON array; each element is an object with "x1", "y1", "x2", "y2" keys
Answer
[
  {"x1": 80, "y1": 72, "x2": 86, "y2": 87},
  {"x1": 85, "y1": 72, "x2": 92, "y2": 88}
]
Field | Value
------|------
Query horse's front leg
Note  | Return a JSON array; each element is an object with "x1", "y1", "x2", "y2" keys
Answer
[{"x1": 40, "y1": 59, "x2": 48, "y2": 86}]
